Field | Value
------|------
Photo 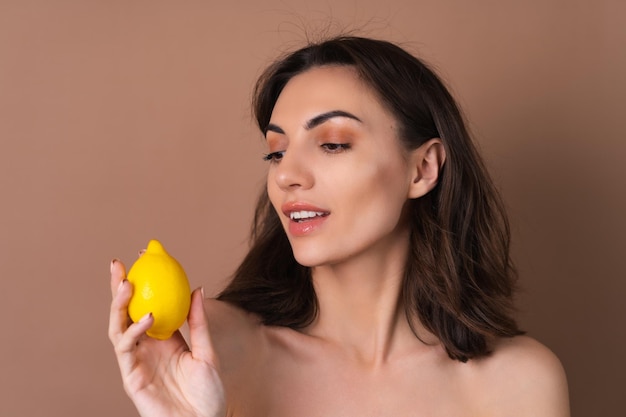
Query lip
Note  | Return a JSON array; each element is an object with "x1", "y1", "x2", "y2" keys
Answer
[
  {"x1": 281, "y1": 201, "x2": 329, "y2": 216},
  {"x1": 281, "y1": 202, "x2": 330, "y2": 237}
]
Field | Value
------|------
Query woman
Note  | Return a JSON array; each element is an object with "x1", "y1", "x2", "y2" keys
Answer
[{"x1": 109, "y1": 36, "x2": 570, "y2": 416}]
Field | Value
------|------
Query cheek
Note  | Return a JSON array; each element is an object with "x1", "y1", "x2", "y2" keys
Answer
[
  {"x1": 266, "y1": 178, "x2": 284, "y2": 220},
  {"x1": 360, "y1": 154, "x2": 409, "y2": 198},
  {"x1": 336, "y1": 157, "x2": 409, "y2": 223}
]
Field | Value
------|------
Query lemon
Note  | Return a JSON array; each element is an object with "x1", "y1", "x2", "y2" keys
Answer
[{"x1": 127, "y1": 239, "x2": 191, "y2": 340}]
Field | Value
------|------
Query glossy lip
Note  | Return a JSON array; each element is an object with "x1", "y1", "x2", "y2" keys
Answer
[{"x1": 281, "y1": 202, "x2": 330, "y2": 237}]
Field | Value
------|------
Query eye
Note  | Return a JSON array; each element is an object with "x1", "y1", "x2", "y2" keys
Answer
[
  {"x1": 263, "y1": 151, "x2": 285, "y2": 163},
  {"x1": 321, "y1": 143, "x2": 351, "y2": 153}
]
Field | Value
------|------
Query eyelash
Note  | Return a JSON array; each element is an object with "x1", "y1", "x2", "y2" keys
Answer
[
  {"x1": 262, "y1": 143, "x2": 352, "y2": 163},
  {"x1": 322, "y1": 143, "x2": 351, "y2": 153},
  {"x1": 262, "y1": 151, "x2": 285, "y2": 163}
]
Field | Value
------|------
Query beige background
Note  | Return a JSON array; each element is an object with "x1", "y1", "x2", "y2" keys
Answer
[{"x1": 1, "y1": 0, "x2": 624, "y2": 416}]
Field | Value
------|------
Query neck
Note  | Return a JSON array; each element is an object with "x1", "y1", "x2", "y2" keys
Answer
[{"x1": 304, "y1": 230, "x2": 419, "y2": 366}]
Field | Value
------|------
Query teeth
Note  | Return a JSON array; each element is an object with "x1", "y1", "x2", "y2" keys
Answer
[{"x1": 290, "y1": 211, "x2": 325, "y2": 220}]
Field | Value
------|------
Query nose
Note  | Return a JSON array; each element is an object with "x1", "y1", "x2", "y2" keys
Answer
[{"x1": 273, "y1": 147, "x2": 314, "y2": 191}]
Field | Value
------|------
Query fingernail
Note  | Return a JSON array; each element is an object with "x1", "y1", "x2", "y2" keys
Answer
[
  {"x1": 139, "y1": 312, "x2": 152, "y2": 323},
  {"x1": 110, "y1": 258, "x2": 119, "y2": 274},
  {"x1": 200, "y1": 287, "x2": 205, "y2": 299},
  {"x1": 117, "y1": 278, "x2": 127, "y2": 293}
]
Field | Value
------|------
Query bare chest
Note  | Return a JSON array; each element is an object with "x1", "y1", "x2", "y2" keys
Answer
[{"x1": 224, "y1": 348, "x2": 481, "y2": 417}]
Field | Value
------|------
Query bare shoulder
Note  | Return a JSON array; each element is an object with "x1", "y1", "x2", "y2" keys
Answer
[
  {"x1": 469, "y1": 335, "x2": 570, "y2": 417},
  {"x1": 203, "y1": 298, "x2": 267, "y2": 372},
  {"x1": 204, "y1": 298, "x2": 262, "y2": 335}
]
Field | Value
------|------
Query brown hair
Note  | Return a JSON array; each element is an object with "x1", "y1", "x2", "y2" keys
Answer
[{"x1": 218, "y1": 36, "x2": 523, "y2": 361}]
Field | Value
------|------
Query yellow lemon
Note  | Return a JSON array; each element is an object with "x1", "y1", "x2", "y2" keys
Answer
[{"x1": 127, "y1": 239, "x2": 191, "y2": 340}]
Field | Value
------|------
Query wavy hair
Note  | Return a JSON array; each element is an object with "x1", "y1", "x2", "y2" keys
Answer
[{"x1": 218, "y1": 36, "x2": 522, "y2": 361}]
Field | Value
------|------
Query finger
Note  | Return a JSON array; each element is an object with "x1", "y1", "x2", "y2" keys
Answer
[
  {"x1": 108, "y1": 279, "x2": 133, "y2": 344},
  {"x1": 188, "y1": 288, "x2": 217, "y2": 365},
  {"x1": 116, "y1": 312, "x2": 154, "y2": 355},
  {"x1": 110, "y1": 259, "x2": 127, "y2": 297},
  {"x1": 114, "y1": 313, "x2": 154, "y2": 375}
]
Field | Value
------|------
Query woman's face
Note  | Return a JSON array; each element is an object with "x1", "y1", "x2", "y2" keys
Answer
[{"x1": 265, "y1": 65, "x2": 415, "y2": 268}]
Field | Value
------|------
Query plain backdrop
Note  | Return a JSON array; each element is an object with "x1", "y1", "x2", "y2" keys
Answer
[{"x1": 1, "y1": 1, "x2": 624, "y2": 416}]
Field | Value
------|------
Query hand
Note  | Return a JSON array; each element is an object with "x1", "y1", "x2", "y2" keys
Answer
[{"x1": 108, "y1": 259, "x2": 226, "y2": 417}]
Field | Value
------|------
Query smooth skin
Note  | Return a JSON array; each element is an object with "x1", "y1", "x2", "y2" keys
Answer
[{"x1": 109, "y1": 66, "x2": 570, "y2": 417}]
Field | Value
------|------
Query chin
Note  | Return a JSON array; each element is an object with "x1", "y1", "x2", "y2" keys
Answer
[
  {"x1": 292, "y1": 254, "x2": 324, "y2": 268},
  {"x1": 292, "y1": 249, "x2": 347, "y2": 269},
  {"x1": 291, "y1": 247, "x2": 332, "y2": 268}
]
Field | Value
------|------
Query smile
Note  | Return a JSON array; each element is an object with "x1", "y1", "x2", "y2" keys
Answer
[{"x1": 289, "y1": 211, "x2": 328, "y2": 222}]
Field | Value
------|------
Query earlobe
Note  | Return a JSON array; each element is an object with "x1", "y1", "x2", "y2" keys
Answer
[{"x1": 408, "y1": 138, "x2": 446, "y2": 199}]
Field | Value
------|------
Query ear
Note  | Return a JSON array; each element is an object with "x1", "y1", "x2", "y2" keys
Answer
[{"x1": 407, "y1": 138, "x2": 446, "y2": 199}]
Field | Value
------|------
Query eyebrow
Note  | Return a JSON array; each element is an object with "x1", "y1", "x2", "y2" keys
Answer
[{"x1": 265, "y1": 110, "x2": 362, "y2": 136}]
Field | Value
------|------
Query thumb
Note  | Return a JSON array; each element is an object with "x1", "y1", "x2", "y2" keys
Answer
[{"x1": 188, "y1": 287, "x2": 218, "y2": 366}]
